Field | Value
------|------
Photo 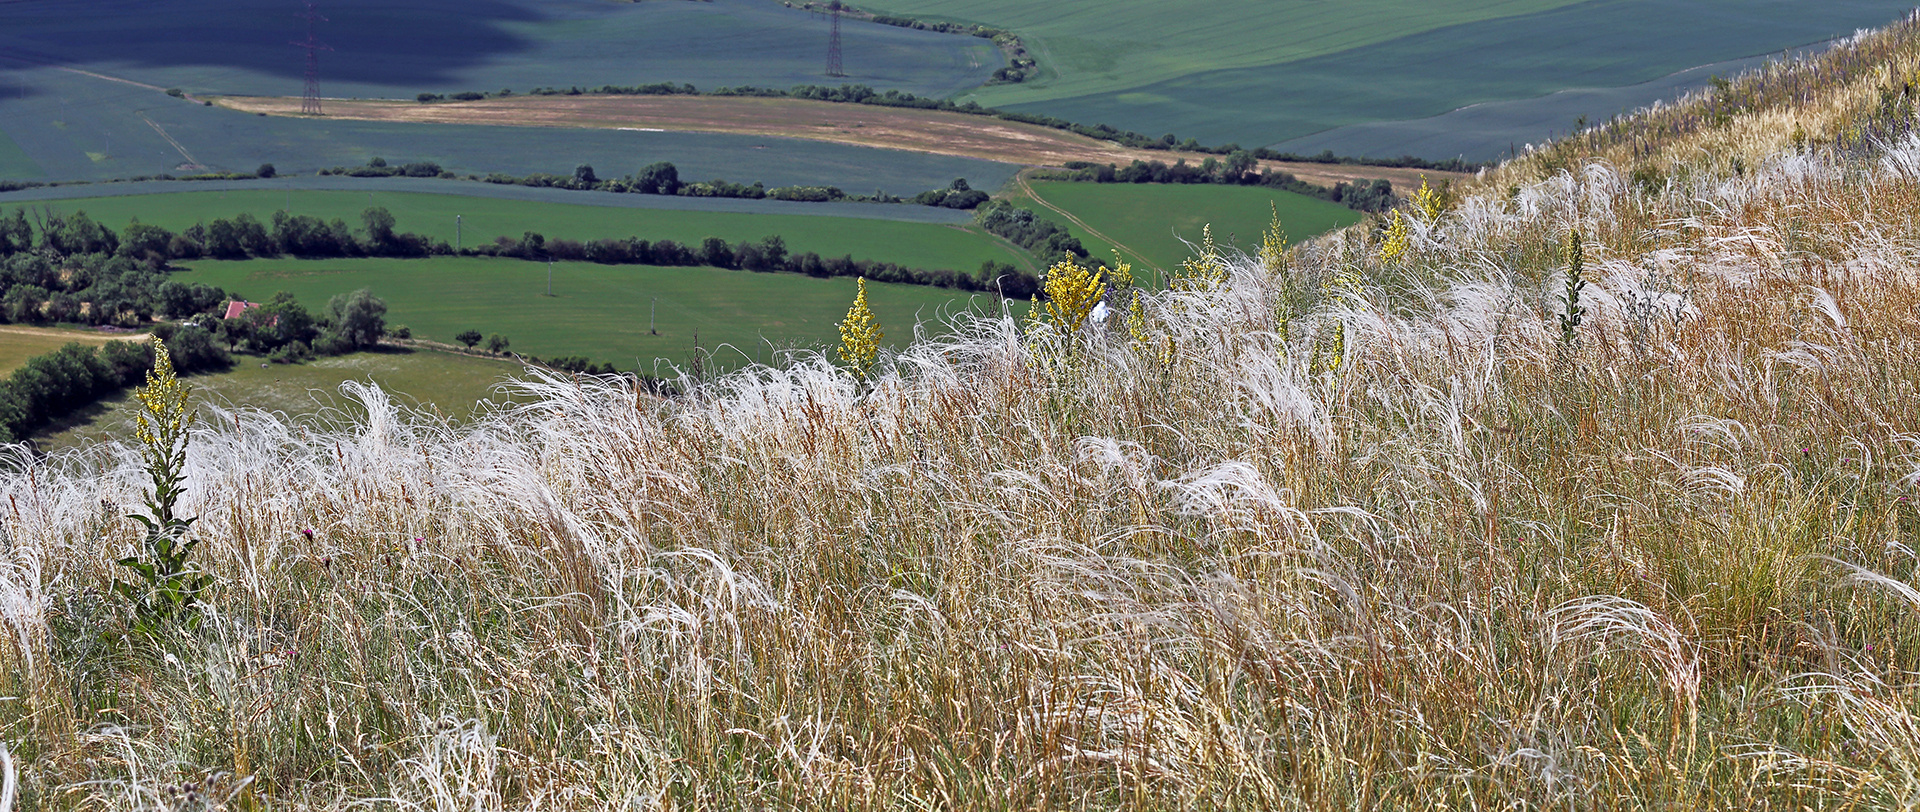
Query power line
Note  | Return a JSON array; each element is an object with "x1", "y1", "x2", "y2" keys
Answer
[
  {"x1": 825, "y1": 1, "x2": 845, "y2": 78},
  {"x1": 291, "y1": 1, "x2": 332, "y2": 116}
]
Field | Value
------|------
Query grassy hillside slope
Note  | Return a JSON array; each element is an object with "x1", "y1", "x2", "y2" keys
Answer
[{"x1": 8, "y1": 14, "x2": 1920, "y2": 809}]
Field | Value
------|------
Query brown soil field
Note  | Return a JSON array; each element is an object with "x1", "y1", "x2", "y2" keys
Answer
[{"x1": 216, "y1": 95, "x2": 1463, "y2": 191}]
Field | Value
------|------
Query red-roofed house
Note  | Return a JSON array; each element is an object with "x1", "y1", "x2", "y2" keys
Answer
[{"x1": 223, "y1": 300, "x2": 260, "y2": 320}]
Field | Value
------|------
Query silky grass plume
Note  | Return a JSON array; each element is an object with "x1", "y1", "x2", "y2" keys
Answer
[{"x1": 836, "y1": 277, "x2": 883, "y2": 379}]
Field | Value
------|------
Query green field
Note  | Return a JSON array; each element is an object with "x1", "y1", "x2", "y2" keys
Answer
[
  {"x1": 37, "y1": 347, "x2": 528, "y2": 451},
  {"x1": 3, "y1": 177, "x2": 978, "y2": 225},
  {"x1": 169, "y1": 256, "x2": 1003, "y2": 371},
  {"x1": 1017, "y1": 182, "x2": 1364, "y2": 278},
  {"x1": 862, "y1": 0, "x2": 1916, "y2": 150},
  {"x1": 29, "y1": 189, "x2": 1030, "y2": 273}
]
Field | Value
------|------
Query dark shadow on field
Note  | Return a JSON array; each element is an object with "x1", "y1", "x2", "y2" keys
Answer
[
  {"x1": 0, "y1": 0, "x2": 995, "y2": 101},
  {"x1": 0, "y1": 0, "x2": 540, "y2": 87}
]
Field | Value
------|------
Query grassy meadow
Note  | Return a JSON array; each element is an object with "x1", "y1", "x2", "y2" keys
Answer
[
  {"x1": 0, "y1": 325, "x2": 147, "y2": 375},
  {"x1": 33, "y1": 189, "x2": 1029, "y2": 272},
  {"x1": 9, "y1": 13, "x2": 1920, "y2": 810},
  {"x1": 36, "y1": 347, "x2": 526, "y2": 452},
  {"x1": 170, "y1": 256, "x2": 1003, "y2": 370},
  {"x1": 1016, "y1": 180, "x2": 1365, "y2": 276}
]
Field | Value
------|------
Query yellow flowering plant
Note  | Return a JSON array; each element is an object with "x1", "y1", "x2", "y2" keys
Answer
[
  {"x1": 836, "y1": 277, "x2": 884, "y2": 379},
  {"x1": 1029, "y1": 256, "x2": 1105, "y2": 336},
  {"x1": 1378, "y1": 210, "x2": 1410, "y2": 265},
  {"x1": 1258, "y1": 204, "x2": 1290, "y2": 275},
  {"x1": 1172, "y1": 224, "x2": 1228, "y2": 292},
  {"x1": 113, "y1": 338, "x2": 212, "y2": 634}
]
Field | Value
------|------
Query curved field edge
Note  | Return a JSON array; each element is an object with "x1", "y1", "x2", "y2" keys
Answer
[
  {"x1": 865, "y1": 0, "x2": 1918, "y2": 149},
  {"x1": 1011, "y1": 178, "x2": 1366, "y2": 275}
]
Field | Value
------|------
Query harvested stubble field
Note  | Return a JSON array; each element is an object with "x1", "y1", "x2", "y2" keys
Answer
[
  {"x1": 215, "y1": 94, "x2": 1457, "y2": 191},
  {"x1": 10, "y1": 13, "x2": 1920, "y2": 812}
]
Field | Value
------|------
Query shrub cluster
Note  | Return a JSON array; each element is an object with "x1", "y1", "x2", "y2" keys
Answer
[
  {"x1": 428, "y1": 158, "x2": 987, "y2": 210},
  {"x1": 0, "y1": 205, "x2": 391, "y2": 360},
  {"x1": 0, "y1": 209, "x2": 234, "y2": 328},
  {"x1": 975, "y1": 200, "x2": 1087, "y2": 261},
  {"x1": 1249, "y1": 147, "x2": 1488, "y2": 173},
  {"x1": 1040, "y1": 158, "x2": 1402, "y2": 213},
  {"x1": 909, "y1": 178, "x2": 990, "y2": 209},
  {"x1": 316, "y1": 156, "x2": 451, "y2": 179}
]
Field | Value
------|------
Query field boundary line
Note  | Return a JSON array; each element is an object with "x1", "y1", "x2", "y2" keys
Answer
[
  {"x1": 1014, "y1": 171, "x2": 1159, "y2": 275},
  {"x1": 139, "y1": 114, "x2": 203, "y2": 169}
]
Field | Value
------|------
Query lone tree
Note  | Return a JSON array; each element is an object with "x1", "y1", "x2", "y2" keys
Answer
[
  {"x1": 485, "y1": 334, "x2": 510, "y2": 354},
  {"x1": 455, "y1": 329, "x2": 482, "y2": 349},
  {"x1": 326, "y1": 288, "x2": 387, "y2": 350}
]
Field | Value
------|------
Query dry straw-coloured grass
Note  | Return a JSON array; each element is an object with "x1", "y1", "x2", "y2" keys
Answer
[{"x1": 5, "y1": 17, "x2": 1920, "y2": 812}]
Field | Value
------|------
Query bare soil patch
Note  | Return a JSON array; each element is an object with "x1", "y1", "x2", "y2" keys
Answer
[{"x1": 217, "y1": 95, "x2": 1461, "y2": 190}]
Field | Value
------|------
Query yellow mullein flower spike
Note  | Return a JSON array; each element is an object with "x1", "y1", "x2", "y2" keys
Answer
[
  {"x1": 1259, "y1": 203, "x2": 1289, "y2": 274},
  {"x1": 836, "y1": 278, "x2": 884, "y2": 379},
  {"x1": 1174, "y1": 224, "x2": 1227, "y2": 292}
]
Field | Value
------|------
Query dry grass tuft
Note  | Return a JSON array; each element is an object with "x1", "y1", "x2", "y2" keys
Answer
[{"x1": 5, "y1": 17, "x2": 1920, "y2": 810}]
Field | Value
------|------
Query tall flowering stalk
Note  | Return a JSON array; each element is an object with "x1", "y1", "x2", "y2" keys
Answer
[
  {"x1": 1030, "y1": 257, "x2": 1105, "y2": 336},
  {"x1": 836, "y1": 278, "x2": 883, "y2": 380},
  {"x1": 113, "y1": 338, "x2": 210, "y2": 634}
]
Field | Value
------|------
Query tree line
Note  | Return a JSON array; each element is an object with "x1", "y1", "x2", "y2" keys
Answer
[
  {"x1": 974, "y1": 200, "x2": 1087, "y2": 262},
  {"x1": 1036, "y1": 158, "x2": 1402, "y2": 213},
  {"x1": 8, "y1": 203, "x2": 1044, "y2": 300},
  {"x1": 313, "y1": 157, "x2": 991, "y2": 211},
  {"x1": 474, "y1": 229, "x2": 1042, "y2": 299}
]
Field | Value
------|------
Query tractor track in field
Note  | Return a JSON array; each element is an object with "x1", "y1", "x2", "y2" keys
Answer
[{"x1": 1012, "y1": 170, "x2": 1157, "y2": 273}]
